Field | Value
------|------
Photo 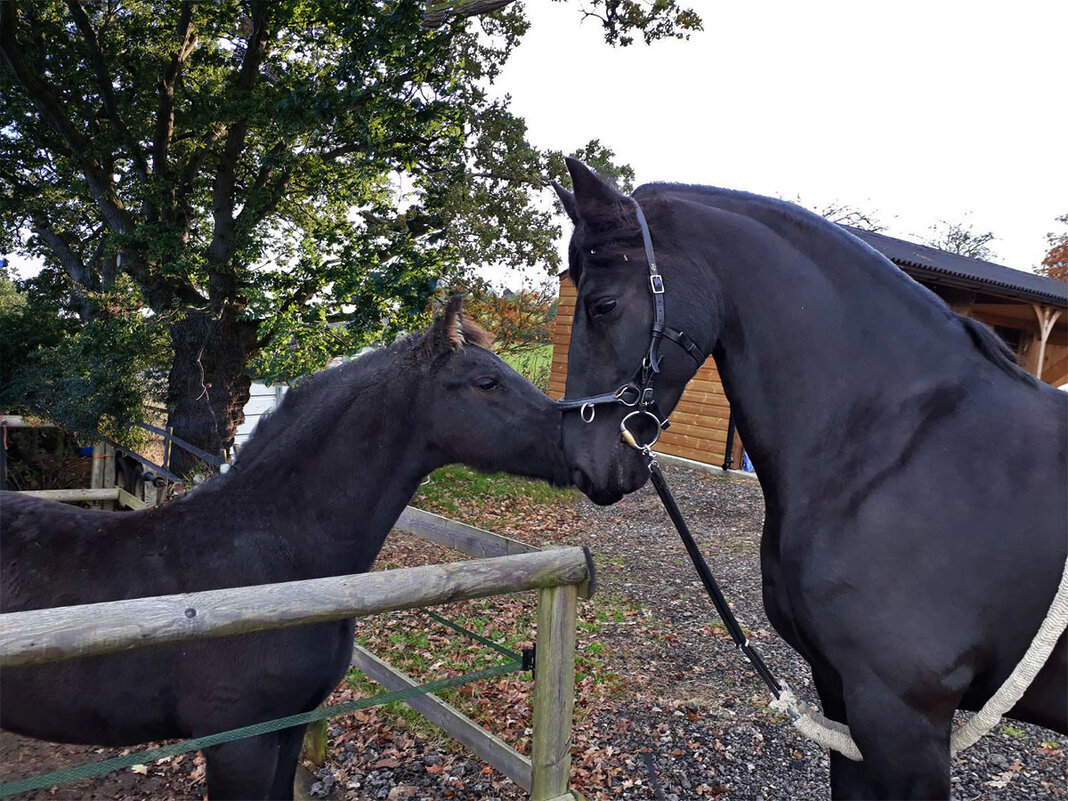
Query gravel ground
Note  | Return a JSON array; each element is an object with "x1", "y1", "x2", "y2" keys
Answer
[{"x1": 2, "y1": 461, "x2": 1064, "y2": 800}]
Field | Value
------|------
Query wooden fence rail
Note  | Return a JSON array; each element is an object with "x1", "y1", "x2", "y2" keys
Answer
[
  {"x1": 0, "y1": 548, "x2": 590, "y2": 669},
  {"x1": 18, "y1": 487, "x2": 145, "y2": 510}
]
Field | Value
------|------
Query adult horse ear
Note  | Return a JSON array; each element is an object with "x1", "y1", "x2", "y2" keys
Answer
[
  {"x1": 551, "y1": 180, "x2": 579, "y2": 224},
  {"x1": 429, "y1": 295, "x2": 467, "y2": 352},
  {"x1": 565, "y1": 157, "x2": 628, "y2": 219}
]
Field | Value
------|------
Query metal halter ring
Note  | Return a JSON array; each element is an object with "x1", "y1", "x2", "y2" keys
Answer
[
  {"x1": 580, "y1": 403, "x2": 596, "y2": 423},
  {"x1": 619, "y1": 409, "x2": 663, "y2": 452}
]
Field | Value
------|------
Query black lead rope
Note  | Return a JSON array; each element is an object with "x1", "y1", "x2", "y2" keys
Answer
[{"x1": 645, "y1": 457, "x2": 783, "y2": 698}]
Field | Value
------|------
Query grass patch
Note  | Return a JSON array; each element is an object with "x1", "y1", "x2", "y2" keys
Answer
[
  {"x1": 413, "y1": 463, "x2": 573, "y2": 518},
  {"x1": 503, "y1": 345, "x2": 552, "y2": 392},
  {"x1": 1001, "y1": 725, "x2": 1026, "y2": 739}
]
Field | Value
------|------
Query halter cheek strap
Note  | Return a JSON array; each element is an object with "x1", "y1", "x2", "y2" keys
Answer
[{"x1": 557, "y1": 196, "x2": 705, "y2": 441}]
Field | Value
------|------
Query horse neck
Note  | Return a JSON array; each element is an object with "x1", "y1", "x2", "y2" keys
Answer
[
  {"x1": 207, "y1": 370, "x2": 430, "y2": 579},
  {"x1": 687, "y1": 202, "x2": 976, "y2": 489}
]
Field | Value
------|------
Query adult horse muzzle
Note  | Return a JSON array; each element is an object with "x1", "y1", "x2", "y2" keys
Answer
[{"x1": 557, "y1": 196, "x2": 705, "y2": 455}]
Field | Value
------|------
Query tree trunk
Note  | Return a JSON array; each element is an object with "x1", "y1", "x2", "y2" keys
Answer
[
  {"x1": 202, "y1": 304, "x2": 259, "y2": 457},
  {"x1": 165, "y1": 306, "x2": 258, "y2": 477}
]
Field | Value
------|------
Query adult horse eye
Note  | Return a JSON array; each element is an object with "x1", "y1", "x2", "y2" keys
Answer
[
  {"x1": 588, "y1": 297, "x2": 617, "y2": 318},
  {"x1": 474, "y1": 376, "x2": 500, "y2": 391}
]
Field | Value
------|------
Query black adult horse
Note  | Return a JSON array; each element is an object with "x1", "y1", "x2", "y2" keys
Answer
[
  {"x1": 1, "y1": 298, "x2": 570, "y2": 800},
  {"x1": 553, "y1": 159, "x2": 1067, "y2": 799}
]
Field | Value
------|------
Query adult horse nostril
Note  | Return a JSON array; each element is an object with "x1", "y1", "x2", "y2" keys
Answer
[{"x1": 570, "y1": 467, "x2": 588, "y2": 491}]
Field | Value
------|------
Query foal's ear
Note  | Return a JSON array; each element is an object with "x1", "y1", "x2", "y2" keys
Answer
[
  {"x1": 551, "y1": 180, "x2": 579, "y2": 224},
  {"x1": 429, "y1": 295, "x2": 467, "y2": 352},
  {"x1": 565, "y1": 157, "x2": 628, "y2": 219}
]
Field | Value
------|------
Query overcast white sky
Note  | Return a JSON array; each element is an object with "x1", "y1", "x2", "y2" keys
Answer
[{"x1": 494, "y1": 0, "x2": 1067, "y2": 276}]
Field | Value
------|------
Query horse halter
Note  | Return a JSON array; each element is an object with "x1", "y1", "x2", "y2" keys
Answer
[{"x1": 557, "y1": 196, "x2": 705, "y2": 451}]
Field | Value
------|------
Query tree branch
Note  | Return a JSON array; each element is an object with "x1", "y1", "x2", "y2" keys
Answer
[
  {"x1": 30, "y1": 222, "x2": 99, "y2": 321},
  {"x1": 0, "y1": 4, "x2": 134, "y2": 235},
  {"x1": 65, "y1": 0, "x2": 150, "y2": 181},
  {"x1": 154, "y1": 1, "x2": 196, "y2": 219},
  {"x1": 422, "y1": 0, "x2": 514, "y2": 29},
  {"x1": 31, "y1": 224, "x2": 90, "y2": 286},
  {"x1": 235, "y1": 147, "x2": 290, "y2": 230},
  {"x1": 175, "y1": 123, "x2": 228, "y2": 207},
  {"x1": 120, "y1": 247, "x2": 208, "y2": 312},
  {"x1": 255, "y1": 276, "x2": 327, "y2": 348},
  {"x1": 206, "y1": 1, "x2": 272, "y2": 296}
]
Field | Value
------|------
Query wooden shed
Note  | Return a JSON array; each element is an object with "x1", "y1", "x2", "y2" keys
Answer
[{"x1": 548, "y1": 228, "x2": 1068, "y2": 470}]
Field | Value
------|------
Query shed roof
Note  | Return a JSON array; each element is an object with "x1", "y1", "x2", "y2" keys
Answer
[{"x1": 842, "y1": 226, "x2": 1068, "y2": 307}]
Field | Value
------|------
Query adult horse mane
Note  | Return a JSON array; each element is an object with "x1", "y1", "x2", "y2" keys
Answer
[
  {"x1": 1, "y1": 299, "x2": 565, "y2": 800},
  {"x1": 555, "y1": 159, "x2": 1066, "y2": 800},
  {"x1": 568, "y1": 181, "x2": 1034, "y2": 385}
]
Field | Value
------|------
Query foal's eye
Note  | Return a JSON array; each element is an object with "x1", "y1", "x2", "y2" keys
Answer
[
  {"x1": 474, "y1": 376, "x2": 500, "y2": 391},
  {"x1": 587, "y1": 297, "x2": 618, "y2": 318}
]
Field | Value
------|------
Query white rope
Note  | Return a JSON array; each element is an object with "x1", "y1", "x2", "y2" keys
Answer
[
  {"x1": 770, "y1": 689, "x2": 863, "y2": 761},
  {"x1": 950, "y1": 556, "x2": 1068, "y2": 753},
  {"x1": 769, "y1": 556, "x2": 1068, "y2": 762}
]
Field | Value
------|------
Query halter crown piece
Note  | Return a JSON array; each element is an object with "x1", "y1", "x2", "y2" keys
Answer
[{"x1": 557, "y1": 196, "x2": 705, "y2": 450}]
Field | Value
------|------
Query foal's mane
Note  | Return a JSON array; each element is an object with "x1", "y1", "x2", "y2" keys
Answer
[
  {"x1": 234, "y1": 316, "x2": 494, "y2": 469},
  {"x1": 570, "y1": 182, "x2": 1036, "y2": 386},
  {"x1": 233, "y1": 341, "x2": 410, "y2": 469}
]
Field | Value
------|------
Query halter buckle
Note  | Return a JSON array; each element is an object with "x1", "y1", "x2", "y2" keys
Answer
[{"x1": 649, "y1": 274, "x2": 665, "y2": 294}]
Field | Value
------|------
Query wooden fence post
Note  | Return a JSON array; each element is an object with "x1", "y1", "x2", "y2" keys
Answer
[
  {"x1": 300, "y1": 711, "x2": 329, "y2": 768},
  {"x1": 90, "y1": 441, "x2": 105, "y2": 490},
  {"x1": 101, "y1": 442, "x2": 116, "y2": 510},
  {"x1": 89, "y1": 441, "x2": 106, "y2": 509},
  {"x1": 530, "y1": 583, "x2": 578, "y2": 801}
]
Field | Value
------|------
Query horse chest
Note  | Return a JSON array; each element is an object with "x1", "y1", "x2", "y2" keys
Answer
[{"x1": 758, "y1": 520, "x2": 821, "y2": 661}]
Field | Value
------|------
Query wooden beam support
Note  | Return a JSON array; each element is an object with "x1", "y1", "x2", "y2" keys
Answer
[
  {"x1": 117, "y1": 487, "x2": 146, "y2": 510},
  {"x1": 1031, "y1": 304, "x2": 1064, "y2": 381},
  {"x1": 101, "y1": 442, "x2": 116, "y2": 510},
  {"x1": 350, "y1": 645, "x2": 533, "y2": 790},
  {"x1": 17, "y1": 488, "x2": 120, "y2": 504},
  {"x1": 530, "y1": 584, "x2": 578, "y2": 800},
  {"x1": 396, "y1": 506, "x2": 538, "y2": 559},
  {"x1": 0, "y1": 547, "x2": 591, "y2": 668},
  {"x1": 0, "y1": 418, "x2": 56, "y2": 428}
]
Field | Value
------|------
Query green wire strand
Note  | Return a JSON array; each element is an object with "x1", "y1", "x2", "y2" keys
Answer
[
  {"x1": 423, "y1": 609, "x2": 523, "y2": 661},
  {"x1": 0, "y1": 660, "x2": 521, "y2": 798}
]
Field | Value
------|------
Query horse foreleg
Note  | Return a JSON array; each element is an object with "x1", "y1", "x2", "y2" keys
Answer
[
  {"x1": 269, "y1": 723, "x2": 311, "y2": 800},
  {"x1": 203, "y1": 732, "x2": 280, "y2": 800},
  {"x1": 840, "y1": 672, "x2": 954, "y2": 800},
  {"x1": 810, "y1": 665, "x2": 881, "y2": 800}
]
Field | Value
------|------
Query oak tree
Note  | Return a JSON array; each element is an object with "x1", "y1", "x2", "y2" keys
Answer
[{"x1": 1, "y1": 1, "x2": 696, "y2": 473}]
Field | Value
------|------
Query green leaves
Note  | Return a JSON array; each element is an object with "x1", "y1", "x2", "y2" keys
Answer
[{"x1": 0, "y1": 270, "x2": 168, "y2": 442}]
